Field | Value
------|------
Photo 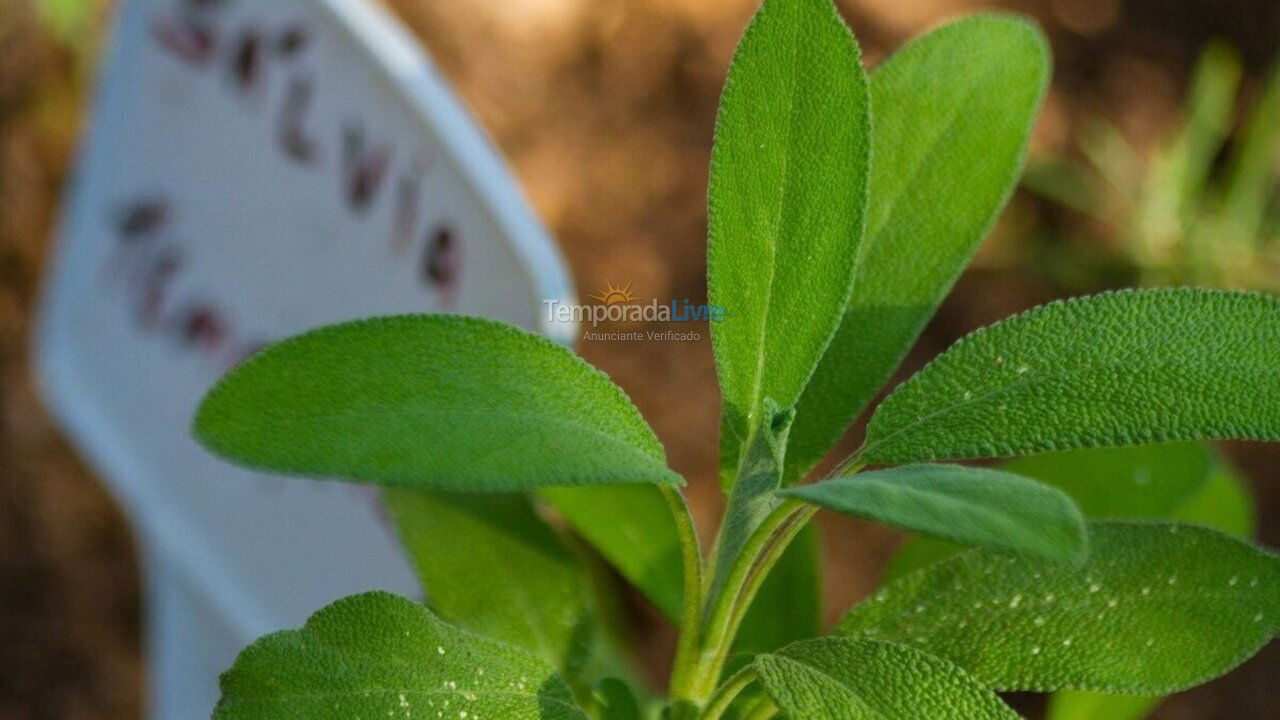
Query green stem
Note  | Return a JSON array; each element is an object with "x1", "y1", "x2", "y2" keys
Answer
[
  {"x1": 686, "y1": 499, "x2": 818, "y2": 703},
  {"x1": 739, "y1": 698, "x2": 779, "y2": 720},
  {"x1": 663, "y1": 485, "x2": 706, "y2": 702},
  {"x1": 699, "y1": 666, "x2": 757, "y2": 720}
]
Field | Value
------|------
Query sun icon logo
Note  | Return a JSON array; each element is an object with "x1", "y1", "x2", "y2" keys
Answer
[{"x1": 589, "y1": 281, "x2": 639, "y2": 306}]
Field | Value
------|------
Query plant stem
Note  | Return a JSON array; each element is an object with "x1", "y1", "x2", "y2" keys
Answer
[
  {"x1": 663, "y1": 485, "x2": 706, "y2": 703},
  {"x1": 684, "y1": 499, "x2": 817, "y2": 704},
  {"x1": 739, "y1": 698, "x2": 779, "y2": 720},
  {"x1": 698, "y1": 666, "x2": 756, "y2": 720}
]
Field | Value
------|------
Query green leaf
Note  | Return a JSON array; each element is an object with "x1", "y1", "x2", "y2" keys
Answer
[
  {"x1": 1046, "y1": 452, "x2": 1256, "y2": 720},
  {"x1": 881, "y1": 441, "x2": 1255, "y2": 580},
  {"x1": 195, "y1": 315, "x2": 681, "y2": 491},
  {"x1": 754, "y1": 638, "x2": 1020, "y2": 719},
  {"x1": 591, "y1": 678, "x2": 642, "y2": 720},
  {"x1": 1172, "y1": 461, "x2": 1257, "y2": 536},
  {"x1": 215, "y1": 592, "x2": 588, "y2": 719},
  {"x1": 784, "y1": 14, "x2": 1050, "y2": 482},
  {"x1": 540, "y1": 485, "x2": 686, "y2": 622},
  {"x1": 881, "y1": 536, "x2": 965, "y2": 585},
  {"x1": 384, "y1": 489, "x2": 598, "y2": 683},
  {"x1": 1046, "y1": 691, "x2": 1161, "y2": 720},
  {"x1": 883, "y1": 443, "x2": 1217, "y2": 583},
  {"x1": 709, "y1": 401, "x2": 793, "y2": 608},
  {"x1": 783, "y1": 464, "x2": 1087, "y2": 563},
  {"x1": 708, "y1": 0, "x2": 871, "y2": 466},
  {"x1": 733, "y1": 525, "x2": 823, "y2": 655},
  {"x1": 861, "y1": 289, "x2": 1280, "y2": 465},
  {"x1": 1003, "y1": 443, "x2": 1212, "y2": 518},
  {"x1": 838, "y1": 521, "x2": 1280, "y2": 693}
]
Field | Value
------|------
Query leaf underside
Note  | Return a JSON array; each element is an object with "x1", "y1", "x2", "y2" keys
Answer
[{"x1": 784, "y1": 463, "x2": 1088, "y2": 563}]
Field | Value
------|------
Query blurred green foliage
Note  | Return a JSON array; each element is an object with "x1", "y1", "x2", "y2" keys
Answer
[
  {"x1": 35, "y1": 0, "x2": 94, "y2": 44},
  {"x1": 1025, "y1": 42, "x2": 1280, "y2": 290}
]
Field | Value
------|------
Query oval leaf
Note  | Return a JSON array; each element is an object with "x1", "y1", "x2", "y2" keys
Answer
[
  {"x1": 708, "y1": 0, "x2": 871, "y2": 455},
  {"x1": 755, "y1": 638, "x2": 1020, "y2": 720},
  {"x1": 195, "y1": 315, "x2": 681, "y2": 491},
  {"x1": 838, "y1": 521, "x2": 1280, "y2": 693},
  {"x1": 786, "y1": 13, "x2": 1051, "y2": 482},
  {"x1": 216, "y1": 592, "x2": 587, "y2": 719},
  {"x1": 862, "y1": 289, "x2": 1280, "y2": 465},
  {"x1": 783, "y1": 464, "x2": 1087, "y2": 563}
]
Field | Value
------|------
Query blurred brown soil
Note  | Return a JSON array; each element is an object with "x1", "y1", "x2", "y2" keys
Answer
[{"x1": 1, "y1": 0, "x2": 1276, "y2": 717}]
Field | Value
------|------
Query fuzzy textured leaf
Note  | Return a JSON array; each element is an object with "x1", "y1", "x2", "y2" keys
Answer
[
  {"x1": 862, "y1": 289, "x2": 1280, "y2": 464},
  {"x1": 784, "y1": 14, "x2": 1050, "y2": 482},
  {"x1": 195, "y1": 315, "x2": 680, "y2": 491},
  {"x1": 384, "y1": 490, "x2": 598, "y2": 682},
  {"x1": 710, "y1": 402, "x2": 793, "y2": 610},
  {"x1": 882, "y1": 443, "x2": 1255, "y2": 580},
  {"x1": 838, "y1": 522, "x2": 1280, "y2": 693},
  {"x1": 783, "y1": 464, "x2": 1087, "y2": 563},
  {"x1": 754, "y1": 638, "x2": 1020, "y2": 719},
  {"x1": 708, "y1": 0, "x2": 871, "y2": 459},
  {"x1": 215, "y1": 592, "x2": 587, "y2": 719},
  {"x1": 1044, "y1": 448, "x2": 1256, "y2": 720}
]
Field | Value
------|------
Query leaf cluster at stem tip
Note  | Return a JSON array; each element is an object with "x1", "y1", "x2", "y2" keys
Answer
[{"x1": 192, "y1": 1, "x2": 1280, "y2": 719}]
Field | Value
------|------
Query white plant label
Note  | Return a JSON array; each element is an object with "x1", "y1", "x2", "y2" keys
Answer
[{"x1": 36, "y1": 0, "x2": 572, "y2": 716}]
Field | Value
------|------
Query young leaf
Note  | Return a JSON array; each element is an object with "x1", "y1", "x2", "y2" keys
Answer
[
  {"x1": 709, "y1": 401, "x2": 793, "y2": 608},
  {"x1": 708, "y1": 0, "x2": 871, "y2": 466},
  {"x1": 384, "y1": 489, "x2": 599, "y2": 682},
  {"x1": 754, "y1": 638, "x2": 1021, "y2": 719},
  {"x1": 838, "y1": 521, "x2": 1280, "y2": 693},
  {"x1": 784, "y1": 14, "x2": 1051, "y2": 482},
  {"x1": 861, "y1": 289, "x2": 1280, "y2": 465},
  {"x1": 540, "y1": 485, "x2": 686, "y2": 622},
  {"x1": 782, "y1": 464, "x2": 1087, "y2": 563},
  {"x1": 195, "y1": 315, "x2": 681, "y2": 491},
  {"x1": 215, "y1": 592, "x2": 588, "y2": 719}
]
